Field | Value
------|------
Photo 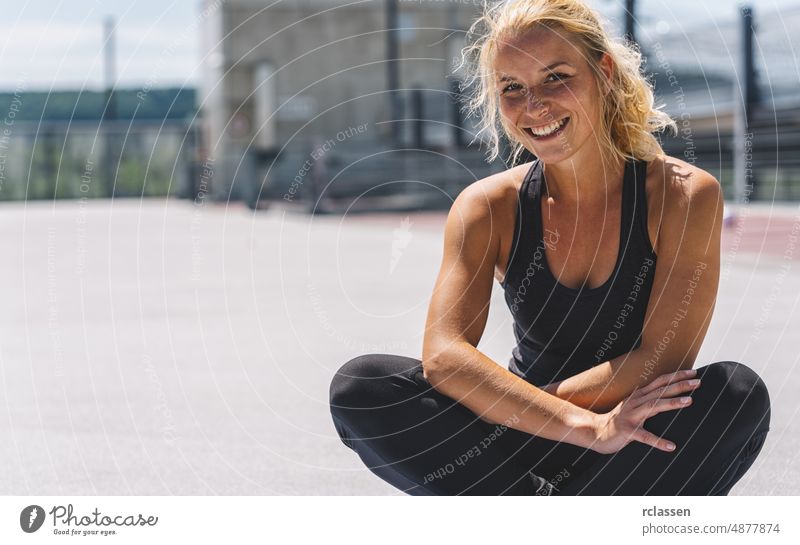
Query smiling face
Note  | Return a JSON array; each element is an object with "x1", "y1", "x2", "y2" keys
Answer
[{"x1": 493, "y1": 24, "x2": 612, "y2": 164}]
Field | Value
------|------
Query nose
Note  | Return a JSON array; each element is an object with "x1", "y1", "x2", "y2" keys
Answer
[{"x1": 526, "y1": 89, "x2": 549, "y2": 117}]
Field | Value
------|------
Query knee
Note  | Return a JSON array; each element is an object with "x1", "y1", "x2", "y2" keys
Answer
[
  {"x1": 698, "y1": 360, "x2": 771, "y2": 433},
  {"x1": 329, "y1": 353, "x2": 390, "y2": 415}
]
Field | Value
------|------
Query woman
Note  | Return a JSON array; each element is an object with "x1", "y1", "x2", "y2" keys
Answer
[{"x1": 329, "y1": 0, "x2": 771, "y2": 495}]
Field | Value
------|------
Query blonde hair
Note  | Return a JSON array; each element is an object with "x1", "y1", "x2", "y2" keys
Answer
[{"x1": 454, "y1": 0, "x2": 677, "y2": 167}]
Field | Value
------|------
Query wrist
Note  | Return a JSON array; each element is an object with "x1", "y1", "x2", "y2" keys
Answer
[{"x1": 564, "y1": 407, "x2": 601, "y2": 450}]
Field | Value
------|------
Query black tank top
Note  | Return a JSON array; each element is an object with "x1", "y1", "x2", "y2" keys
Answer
[{"x1": 500, "y1": 157, "x2": 657, "y2": 386}]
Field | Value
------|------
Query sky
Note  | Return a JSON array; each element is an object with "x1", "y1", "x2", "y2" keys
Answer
[{"x1": 1, "y1": 0, "x2": 798, "y2": 91}]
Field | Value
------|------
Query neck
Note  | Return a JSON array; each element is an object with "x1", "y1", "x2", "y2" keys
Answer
[{"x1": 541, "y1": 148, "x2": 626, "y2": 205}]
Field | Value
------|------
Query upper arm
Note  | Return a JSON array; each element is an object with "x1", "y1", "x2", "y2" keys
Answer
[
  {"x1": 421, "y1": 184, "x2": 501, "y2": 371},
  {"x1": 638, "y1": 170, "x2": 723, "y2": 375}
]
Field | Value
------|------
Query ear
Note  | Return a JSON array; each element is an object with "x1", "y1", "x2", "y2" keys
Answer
[{"x1": 597, "y1": 52, "x2": 613, "y2": 93}]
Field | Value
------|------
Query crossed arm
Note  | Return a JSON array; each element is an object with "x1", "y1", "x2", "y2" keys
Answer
[
  {"x1": 422, "y1": 178, "x2": 601, "y2": 447},
  {"x1": 421, "y1": 165, "x2": 723, "y2": 455},
  {"x1": 540, "y1": 172, "x2": 724, "y2": 412}
]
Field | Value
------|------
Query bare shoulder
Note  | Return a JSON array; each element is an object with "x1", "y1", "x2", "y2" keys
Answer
[
  {"x1": 448, "y1": 162, "x2": 531, "y2": 283},
  {"x1": 453, "y1": 162, "x2": 530, "y2": 215},
  {"x1": 648, "y1": 154, "x2": 721, "y2": 206},
  {"x1": 647, "y1": 154, "x2": 723, "y2": 255}
]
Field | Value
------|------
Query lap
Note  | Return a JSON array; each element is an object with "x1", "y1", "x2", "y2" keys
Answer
[
  {"x1": 555, "y1": 360, "x2": 771, "y2": 495},
  {"x1": 330, "y1": 353, "x2": 571, "y2": 494},
  {"x1": 330, "y1": 355, "x2": 771, "y2": 495}
]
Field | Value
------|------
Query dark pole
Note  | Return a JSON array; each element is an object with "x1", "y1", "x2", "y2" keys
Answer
[
  {"x1": 447, "y1": 2, "x2": 463, "y2": 149},
  {"x1": 742, "y1": 6, "x2": 758, "y2": 126},
  {"x1": 624, "y1": 0, "x2": 636, "y2": 45},
  {"x1": 733, "y1": 5, "x2": 759, "y2": 205},
  {"x1": 103, "y1": 16, "x2": 116, "y2": 197},
  {"x1": 104, "y1": 17, "x2": 116, "y2": 120},
  {"x1": 386, "y1": 0, "x2": 401, "y2": 147}
]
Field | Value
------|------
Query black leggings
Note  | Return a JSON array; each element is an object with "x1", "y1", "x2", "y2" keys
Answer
[{"x1": 329, "y1": 354, "x2": 771, "y2": 495}]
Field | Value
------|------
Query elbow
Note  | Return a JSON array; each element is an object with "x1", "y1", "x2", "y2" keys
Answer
[
  {"x1": 421, "y1": 343, "x2": 466, "y2": 389},
  {"x1": 637, "y1": 345, "x2": 698, "y2": 387},
  {"x1": 421, "y1": 353, "x2": 449, "y2": 389},
  {"x1": 661, "y1": 352, "x2": 700, "y2": 375}
]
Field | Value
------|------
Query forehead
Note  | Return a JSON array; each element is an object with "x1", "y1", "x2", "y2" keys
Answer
[{"x1": 493, "y1": 25, "x2": 585, "y2": 78}]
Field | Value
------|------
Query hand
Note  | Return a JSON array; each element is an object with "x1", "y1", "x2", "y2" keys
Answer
[{"x1": 589, "y1": 369, "x2": 701, "y2": 455}]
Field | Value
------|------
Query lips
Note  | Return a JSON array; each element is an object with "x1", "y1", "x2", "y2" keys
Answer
[{"x1": 525, "y1": 116, "x2": 570, "y2": 138}]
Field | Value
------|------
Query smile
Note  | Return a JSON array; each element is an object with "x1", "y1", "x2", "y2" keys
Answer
[{"x1": 526, "y1": 117, "x2": 570, "y2": 138}]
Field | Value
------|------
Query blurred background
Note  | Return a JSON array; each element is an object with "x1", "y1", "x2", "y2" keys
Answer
[
  {"x1": 3, "y1": 0, "x2": 800, "y2": 208},
  {"x1": 1, "y1": 0, "x2": 799, "y2": 496}
]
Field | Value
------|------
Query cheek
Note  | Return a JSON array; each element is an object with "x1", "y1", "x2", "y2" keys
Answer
[
  {"x1": 550, "y1": 82, "x2": 583, "y2": 103},
  {"x1": 498, "y1": 98, "x2": 524, "y2": 120},
  {"x1": 561, "y1": 84, "x2": 601, "y2": 123},
  {"x1": 497, "y1": 107, "x2": 526, "y2": 138},
  {"x1": 572, "y1": 81, "x2": 602, "y2": 109}
]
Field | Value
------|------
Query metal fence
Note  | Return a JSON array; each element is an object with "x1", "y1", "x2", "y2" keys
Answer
[
  {"x1": 660, "y1": 103, "x2": 800, "y2": 201},
  {"x1": 0, "y1": 119, "x2": 197, "y2": 201}
]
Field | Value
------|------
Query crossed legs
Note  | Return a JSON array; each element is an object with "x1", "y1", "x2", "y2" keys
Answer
[{"x1": 329, "y1": 354, "x2": 770, "y2": 495}]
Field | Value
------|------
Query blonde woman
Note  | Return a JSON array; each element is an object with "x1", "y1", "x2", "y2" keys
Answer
[{"x1": 329, "y1": 0, "x2": 770, "y2": 495}]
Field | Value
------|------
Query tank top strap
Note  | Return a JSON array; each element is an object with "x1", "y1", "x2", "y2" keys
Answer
[
  {"x1": 515, "y1": 158, "x2": 543, "y2": 234},
  {"x1": 522, "y1": 158, "x2": 544, "y2": 250},
  {"x1": 631, "y1": 158, "x2": 655, "y2": 255},
  {"x1": 524, "y1": 158, "x2": 542, "y2": 197},
  {"x1": 621, "y1": 156, "x2": 635, "y2": 240},
  {"x1": 527, "y1": 158, "x2": 544, "y2": 229},
  {"x1": 501, "y1": 159, "x2": 541, "y2": 289}
]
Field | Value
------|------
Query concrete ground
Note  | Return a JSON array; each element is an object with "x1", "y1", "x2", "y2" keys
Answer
[{"x1": 0, "y1": 197, "x2": 798, "y2": 495}]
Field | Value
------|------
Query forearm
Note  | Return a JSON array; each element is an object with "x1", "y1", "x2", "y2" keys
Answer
[
  {"x1": 422, "y1": 342, "x2": 599, "y2": 449},
  {"x1": 542, "y1": 348, "x2": 692, "y2": 412}
]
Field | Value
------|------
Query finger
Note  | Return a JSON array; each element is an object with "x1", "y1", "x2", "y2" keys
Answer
[
  {"x1": 635, "y1": 369, "x2": 697, "y2": 398},
  {"x1": 630, "y1": 378, "x2": 701, "y2": 410},
  {"x1": 632, "y1": 427, "x2": 677, "y2": 452},
  {"x1": 630, "y1": 372, "x2": 676, "y2": 400},
  {"x1": 633, "y1": 395, "x2": 693, "y2": 420},
  {"x1": 634, "y1": 368, "x2": 697, "y2": 399}
]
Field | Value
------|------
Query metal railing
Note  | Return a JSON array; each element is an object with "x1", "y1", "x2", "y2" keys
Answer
[{"x1": 0, "y1": 119, "x2": 197, "y2": 201}]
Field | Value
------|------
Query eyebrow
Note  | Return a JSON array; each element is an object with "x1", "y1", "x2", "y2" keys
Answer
[{"x1": 497, "y1": 61, "x2": 572, "y2": 83}]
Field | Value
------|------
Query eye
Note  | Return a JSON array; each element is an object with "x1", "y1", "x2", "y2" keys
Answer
[
  {"x1": 501, "y1": 82, "x2": 523, "y2": 95},
  {"x1": 545, "y1": 72, "x2": 571, "y2": 83}
]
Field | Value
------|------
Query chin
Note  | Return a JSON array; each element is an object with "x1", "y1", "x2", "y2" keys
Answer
[{"x1": 528, "y1": 147, "x2": 573, "y2": 164}]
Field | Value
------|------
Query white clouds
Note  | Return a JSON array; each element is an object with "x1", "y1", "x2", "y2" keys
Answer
[
  {"x1": 0, "y1": 19, "x2": 198, "y2": 91},
  {"x1": 4, "y1": 0, "x2": 799, "y2": 92}
]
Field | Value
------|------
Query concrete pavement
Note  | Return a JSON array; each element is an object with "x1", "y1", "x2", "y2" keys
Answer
[{"x1": 0, "y1": 197, "x2": 797, "y2": 495}]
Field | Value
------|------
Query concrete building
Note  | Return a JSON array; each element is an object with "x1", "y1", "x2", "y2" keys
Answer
[
  {"x1": 197, "y1": 1, "x2": 800, "y2": 207},
  {"x1": 197, "y1": 0, "x2": 495, "y2": 208},
  {"x1": 639, "y1": 4, "x2": 800, "y2": 200}
]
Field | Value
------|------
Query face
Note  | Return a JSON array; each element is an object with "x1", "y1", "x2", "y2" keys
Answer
[{"x1": 493, "y1": 25, "x2": 612, "y2": 164}]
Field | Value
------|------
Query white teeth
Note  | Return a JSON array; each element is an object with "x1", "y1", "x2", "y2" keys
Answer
[{"x1": 530, "y1": 117, "x2": 567, "y2": 136}]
